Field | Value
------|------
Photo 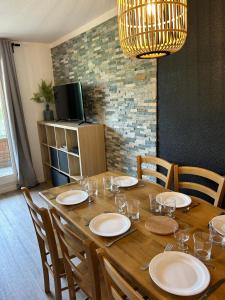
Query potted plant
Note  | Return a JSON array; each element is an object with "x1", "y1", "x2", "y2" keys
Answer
[{"x1": 31, "y1": 80, "x2": 55, "y2": 121}]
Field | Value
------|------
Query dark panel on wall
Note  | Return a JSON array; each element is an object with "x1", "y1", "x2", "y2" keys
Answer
[{"x1": 158, "y1": 0, "x2": 225, "y2": 176}]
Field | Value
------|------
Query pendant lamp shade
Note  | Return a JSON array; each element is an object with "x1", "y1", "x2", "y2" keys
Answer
[{"x1": 117, "y1": 0, "x2": 187, "y2": 59}]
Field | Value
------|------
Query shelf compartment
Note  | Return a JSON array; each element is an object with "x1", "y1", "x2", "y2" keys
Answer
[
  {"x1": 58, "y1": 150, "x2": 69, "y2": 174},
  {"x1": 41, "y1": 144, "x2": 50, "y2": 164},
  {"x1": 69, "y1": 177, "x2": 77, "y2": 183},
  {"x1": 66, "y1": 129, "x2": 79, "y2": 156},
  {"x1": 43, "y1": 164, "x2": 51, "y2": 181},
  {"x1": 50, "y1": 147, "x2": 59, "y2": 169},
  {"x1": 38, "y1": 124, "x2": 47, "y2": 144},
  {"x1": 68, "y1": 154, "x2": 80, "y2": 177},
  {"x1": 55, "y1": 127, "x2": 67, "y2": 150},
  {"x1": 51, "y1": 168, "x2": 70, "y2": 187},
  {"x1": 46, "y1": 126, "x2": 56, "y2": 147}
]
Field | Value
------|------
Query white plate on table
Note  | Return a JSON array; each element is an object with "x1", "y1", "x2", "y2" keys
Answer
[
  {"x1": 114, "y1": 176, "x2": 138, "y2": 188},
  {"x1": 89, "y1": 213, "x2": 131, "y2": 237},
  {"x1": 149, "y1": 251, "x2": 210, "y2": 296},
  {"x1": 156, "y1": 192, "x2": 192, "y2": 208},
  {"x1": 56, "y1": 190, "x2": 88, "y2": 205},
  {"x1": 211, "y1": 215, "x2": 225, "y2": 236}
]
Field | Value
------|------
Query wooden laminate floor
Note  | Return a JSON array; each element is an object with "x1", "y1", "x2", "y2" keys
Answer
[{"x1": 0, "y1": 184, "x2": 86, "y2": 300}]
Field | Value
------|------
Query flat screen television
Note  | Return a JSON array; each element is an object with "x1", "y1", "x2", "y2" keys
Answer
[{"x1": 54, "y1": 82, "x2": 85, "y2": 123}]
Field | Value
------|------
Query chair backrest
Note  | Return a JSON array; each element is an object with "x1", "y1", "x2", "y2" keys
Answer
[
  {"x1": 50, "y1": 207, "x2": 101, "y2": 300},
  {"x1": 136, "y1": 155, "x2": 173, "y2": 189},
  {"x1": 21, "y1": 187, "x2": 61, "y2": 272},
  {"x1": 174, "y1": 165, "x2": 225, "y2": 207},
  {"x1": 97, "y1": 248, "x2": 144, "y2": 300}
]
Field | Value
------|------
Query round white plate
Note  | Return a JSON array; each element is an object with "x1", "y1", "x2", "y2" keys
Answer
[
  {"x1": 156, "y1": 192, "x2": 192, "y2": 208},
  {"x1": 89, "y1": 213, "x2": 131, "y2": 237},
  {"x1": 114, "y1": 176, "x2": 138, "y2": 188},
  {"x1": 56, "y1": 190, "x2": 88, "y2": 205},
  {"x1": 211, "y1": 215, "x2": 225, "y2": 236},
  {"x1": 149, "y1": 251, "x2": 210, "y2": 296}
]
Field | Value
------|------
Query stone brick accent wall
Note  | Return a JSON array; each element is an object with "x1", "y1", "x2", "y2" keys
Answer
[
  {"x1": 0, "y1": 138, "x2": 11, "y2": 167},
  {"x1": 51, "y1": 17, "x2": 157, "y2": 175}
]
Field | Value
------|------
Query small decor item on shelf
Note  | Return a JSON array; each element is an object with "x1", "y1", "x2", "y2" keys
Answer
[
  {"x1": 43, "y1": 103, "x2": 54, "y2": 121},
  {"x1": 71, "y1": 146, "x2": 79, "y2": 155},
  {"x1": 31, "y1": 80, "x2": 55, "y2": 121}
]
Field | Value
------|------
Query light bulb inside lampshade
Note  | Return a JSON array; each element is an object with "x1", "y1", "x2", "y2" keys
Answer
[
  {"x1": 117, "y1": 0, "x2": 188, "y2": 59},
  {"x1": 147, "y1": 3, "x2": 156, "y2": 17}
]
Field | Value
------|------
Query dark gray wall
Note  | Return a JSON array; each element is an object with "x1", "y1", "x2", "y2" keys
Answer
[{"x1": 158, "y1": 0, "x2": 225, "y2": 176}]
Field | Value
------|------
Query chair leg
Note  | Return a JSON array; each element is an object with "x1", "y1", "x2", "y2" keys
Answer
[
  {"x1": 67, "y1": 277, "x2": 76, "y2": 300},
  {"x1": 42, "y1": 264, "x2": 50, "y2": 293},
  {"x1": 54, "y1": 275, "x2": 62, "y2": 300}
]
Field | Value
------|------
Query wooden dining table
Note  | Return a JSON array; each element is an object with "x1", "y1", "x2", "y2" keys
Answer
[{"x1": 39, "y1": 171, "x2": 225, "y2": 300}]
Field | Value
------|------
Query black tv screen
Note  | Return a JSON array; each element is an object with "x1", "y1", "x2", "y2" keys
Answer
[{"x1": 54, "y1": 82, "x2": 85, "y2": 121}]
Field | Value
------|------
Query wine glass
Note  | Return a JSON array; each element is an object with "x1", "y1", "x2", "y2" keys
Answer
[{"x1": 174, "y1": 223, "x2": 190, "y2": 251}]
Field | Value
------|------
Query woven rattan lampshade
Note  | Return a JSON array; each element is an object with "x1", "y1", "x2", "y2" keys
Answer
[{"x1": 117, "y1": 0, "x2": 187, "y2": 59}]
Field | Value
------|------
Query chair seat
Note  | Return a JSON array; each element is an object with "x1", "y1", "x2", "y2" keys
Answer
[
  {"x1": 46, "y1": 224, "x2": 85, "y2": 260},
  {"x1": 74, "y1": 260, "x2": 109, "y2": 299}
]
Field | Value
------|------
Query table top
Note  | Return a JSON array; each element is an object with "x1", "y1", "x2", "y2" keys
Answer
[{"x1": 40, "y1": 171, "x2": 225, "y2": 300}]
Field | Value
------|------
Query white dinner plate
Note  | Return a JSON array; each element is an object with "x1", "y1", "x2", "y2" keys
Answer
[
  {"x1": 56, "y1": 190, "x2": 88, "y2": 205},
  {"x1": 156, "y1": 192, "x2": 192, "y2": 208},
  {"x1": 89, "y1": 213, "x2": 131, "y2": 237},
  {"x1": 149, "y1": 251, "x2": 210, "y2": 296},
  {"x1": 114, "y1": 176, "x2": 138, "y2": 188},
  {"x1": 211, "y1": 215, "x2": 225, "y2": 236}
]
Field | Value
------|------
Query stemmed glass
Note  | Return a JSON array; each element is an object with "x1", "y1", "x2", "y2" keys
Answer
[{"x1": 174, "y1": 223, "x2": 190, "y2": 251}]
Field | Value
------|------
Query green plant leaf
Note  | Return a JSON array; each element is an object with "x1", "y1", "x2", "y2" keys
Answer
[{"x1": 31, "y1": 80, "x2": 55, "y2": 104}]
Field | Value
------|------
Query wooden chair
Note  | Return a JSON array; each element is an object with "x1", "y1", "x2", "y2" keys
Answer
[
  {"x1": 21, "y1": 187, "x2": 67, "y2": 300},
  {"x1": 136, "y1": 155, "x2": 174, "y2": 189},
  {"x1": 50, "y1": 207, "x2": 107, "y2": 300},
  {"x1": 174, "y1": 165, "x2": 225, "y2": 207},
  {"x1": 97, "y1": 248, "x2": 144, "y2": 300}
]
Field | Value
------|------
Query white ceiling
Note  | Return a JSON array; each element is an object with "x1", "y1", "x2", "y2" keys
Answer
[{"x1": 0, "y1": 0, "x2": 116, "y2": 43}]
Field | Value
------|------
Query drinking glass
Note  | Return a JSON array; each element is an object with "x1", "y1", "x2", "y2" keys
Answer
[
  {"x1": 163, "y1": 198, "x2": 176, "y2": 218},
  {"x1": 111, "y1": 176, "x2": 120, "y2": 193},
  {"x1": 103, "y1": 175, "x2": 113, "y2": 191},
  {"x1": 149, "y1": 194, "x2": 161, "y2": 215},
  {"x1": 127, "y1": 199, "x2": 140, "y2": 220},
  {"x1": 79, "y1": 176, "x2": 88, "y2": 192},
  {"x1": 174, "y1": 223, "x2": 190, "y2": 251},
  {"x1": 115, "y1": 193, "x2": 127, "y2": 214},
  {"x1": 87, "y1": 179, "x2": 98, "y2": 202},
  {"x1": 209, "y1": 222, "x2": 225, "y2": 246},
  {"x1": 193, "y1": 231, "x2": 212, "y2": 261}
]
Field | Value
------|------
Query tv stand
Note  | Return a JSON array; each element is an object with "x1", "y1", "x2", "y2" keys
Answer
[
  {"x1": 78, "y1": 120, "x2": 92, "y2": 125},
  {"x1": 37, "y1": 121, "x2": 106, "y2": 185}
]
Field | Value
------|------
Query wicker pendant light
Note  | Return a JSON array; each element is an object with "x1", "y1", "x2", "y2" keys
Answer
[{"x1": 117, "y1": 0, "x2": 187, "y2": 59}]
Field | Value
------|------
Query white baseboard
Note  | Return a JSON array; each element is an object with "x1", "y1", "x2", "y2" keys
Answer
[
  {"x1": 37, "y1": 176, "x2": 45, "y2": 184},
  {"x1": 0, "y1": 176, "x2": 45, "y2": 195},
  {"x1": 0, "y1": 182, "x2": 17, "y2": 194}
]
